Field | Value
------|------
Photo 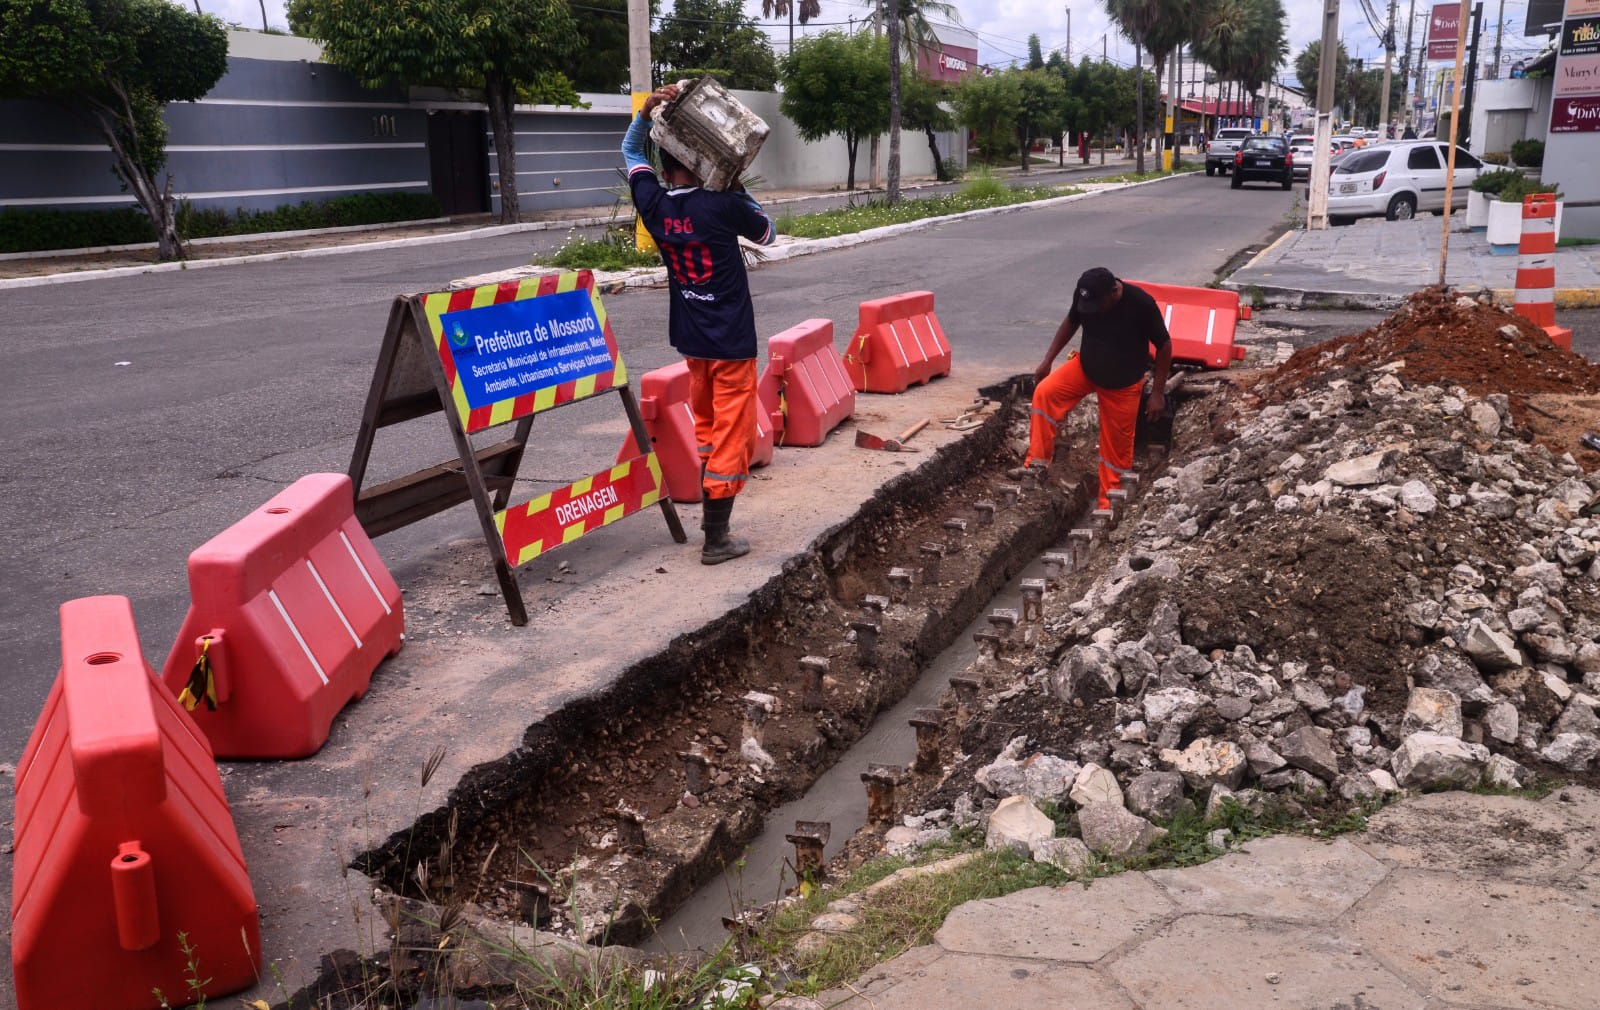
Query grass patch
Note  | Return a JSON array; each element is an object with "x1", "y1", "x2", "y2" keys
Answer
[
  {"x1": 758, "y1": 849, "x2": 1069, "y2": 994},
  {"x1": 1558, "y1": 236, "x2": 1600, "y2": 247},
  {"x1": 546, "y1": 226, "x2": 662, "y2": 271},
  {"x1": 775, "y1": 182, "x2": 1074, "y2": 240},
  {"x1": 1095, "y1": 164, "x2": 1204, "y2": 184}
]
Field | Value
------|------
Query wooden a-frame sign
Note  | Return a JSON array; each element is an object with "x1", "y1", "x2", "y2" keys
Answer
[{"x1": 348, "y1": 270, "x2": 686, "y2": 625}]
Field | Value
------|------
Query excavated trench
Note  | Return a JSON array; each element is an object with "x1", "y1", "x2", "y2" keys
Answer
[{"x1": 350, "y1": 377, "x2": 1178, "y2": 961}]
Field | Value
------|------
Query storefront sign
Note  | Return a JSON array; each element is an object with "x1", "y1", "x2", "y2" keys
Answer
[
  {"x1": 1550, "y1": 94, "x2": 1600, "y2": 130},
  {"x1": 1427, "y1": 3, "x2": 1463, "y2": 59},
  {"x1": 1555, "y1": 53, "x2": 1600, "y2": 94}
]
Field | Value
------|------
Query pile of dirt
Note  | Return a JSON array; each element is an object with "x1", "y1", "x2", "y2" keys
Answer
[
  {"x1": 897, "y1": 288, "x2": 1600, "y2": 867},
  {"x1": 1260, "y1": 286, "x2": 1600, "y2": 404}
]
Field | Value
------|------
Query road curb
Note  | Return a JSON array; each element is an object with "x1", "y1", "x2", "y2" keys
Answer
[{"x1": 0, "y1": 170, "x2": 1185, "y2": 292}]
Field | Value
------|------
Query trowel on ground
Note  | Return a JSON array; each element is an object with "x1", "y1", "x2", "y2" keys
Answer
[{"x1": 856, "y1": 418, "x2": 931, "y2": 452}]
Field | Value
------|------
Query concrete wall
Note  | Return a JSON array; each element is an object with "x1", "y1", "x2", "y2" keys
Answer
[
  {"x1": 0, "y1": 30, "x2": 428, "y2": 214},
  {"x1": 737, "y1": 89, "x2": 965, "y2": 190},
  {"x1": 1468, "y1": 78, "x2": 1552, "y2": 157},
  {"x1": 0, "y1": 30, "x2": 966, "y2": 222}
]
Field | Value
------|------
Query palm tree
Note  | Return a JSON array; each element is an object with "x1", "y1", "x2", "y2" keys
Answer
[
  {"x1": 762, "y1": 0, "x2": 822, "y2": 57},
  {"x1": 1191, "y1": 0, "x2": 1253, "y2": 130},
  {"x1": 1234, "y1": 0, "x2": 1287, "y2": 129},
  {"x1": 865, "y1": 0, "x2": 961, "y2": 202},
  {"x1": 1103, "y1": 0, "x2": 1162, "y2": 172},
  {"x1": 1144, "y1": 0, "x2": 1199, "y2": 162}
]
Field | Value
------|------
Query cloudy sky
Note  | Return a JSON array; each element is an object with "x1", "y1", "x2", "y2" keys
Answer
[{"x1": 198, "y1": 0, "x2": 1549, "y2": 91}]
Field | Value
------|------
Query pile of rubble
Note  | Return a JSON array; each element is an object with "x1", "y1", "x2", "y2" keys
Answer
[{"x1": 925, "y1": 289, "x2": 1600, "y2": 863}]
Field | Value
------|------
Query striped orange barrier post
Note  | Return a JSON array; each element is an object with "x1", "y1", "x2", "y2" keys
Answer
[{"x1": 1514, "y1": 193, "x2": 1573, "y2": 352}]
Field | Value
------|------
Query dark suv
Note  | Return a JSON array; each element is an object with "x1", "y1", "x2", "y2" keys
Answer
[{"x1": 1231, "y1": 137, "x2": 1293, "y2": 190}]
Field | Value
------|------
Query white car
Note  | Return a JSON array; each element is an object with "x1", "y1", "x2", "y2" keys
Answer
[
  {"x1": 1326, "y1": 141, "x2": 1483, "y2": 223},
  {"x1": 1288, "y1": 135, "x2": 1317, "y2": 178}
]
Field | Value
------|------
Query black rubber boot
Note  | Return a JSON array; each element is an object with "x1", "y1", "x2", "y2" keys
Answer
[{"x1": 700, "y1": 495, "x2": 750, "y2": 565}]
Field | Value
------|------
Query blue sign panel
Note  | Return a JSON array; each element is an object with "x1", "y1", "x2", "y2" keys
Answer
[{"x1": 441, "y1": 288, "x2": 613, "y2": 409}]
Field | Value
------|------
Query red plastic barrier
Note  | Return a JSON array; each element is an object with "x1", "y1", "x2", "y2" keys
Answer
[
  {"x1": 1125, "y1": 280, "x2": 1249, "y2": 370},
  {"x1": 758, "y1": 319, "x2": 856, "y2": 447},
  {"x1": 159, "y1": 472, "x2": 404, "y2": 758},
  {"x1": 845, "y1": 290, "x2": 954, "y2": 393},
  {"x1": 617, "y1": 362, "x2": 779, "y2": 504},
  {"x1": 617, "y1": 361, "x2": 703, "y2": 503},
  {"x1": 12, "y1": 596, "x2": 261, "y2": 1010}
]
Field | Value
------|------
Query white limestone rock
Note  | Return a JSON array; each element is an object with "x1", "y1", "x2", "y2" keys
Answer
[
  {"x1": 1402, "y1": 687, "x2": 1464, "y2": 738},
  {"x1": 1069, "y1": 763, "x2": 1124, "y2": 808},
  {"x1": 1076, "y1": 801, "x2": 1166, "y2": 859},
  {"x1": 985, "y1": 795, "x2": 1056, "y2": 856},
  {"x1": 1392, "y1": 732, "x2": 1489, "y2": 790},
  {"x1": 1161, "y1": 737, "x2": 1248, "y2": 791}
]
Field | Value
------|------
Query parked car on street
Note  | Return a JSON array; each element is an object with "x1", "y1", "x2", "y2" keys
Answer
[
  {"x1": 1205, "y1": 127, "x2": 1257, "y2": 176},
  {"x1": 1288, "y1": 134, "x2": 1322, "y2": 178},
  {"x1": 1326, "y1": 141, "x2": 1483, "y2": 223},
  {"x1": 1231, "y1": 136, "x2": 1294, "y2": 190}
]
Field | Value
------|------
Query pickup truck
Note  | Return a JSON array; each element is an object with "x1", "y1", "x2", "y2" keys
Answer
[{"x1": 1204, "y1": 128, "x2": 1256, "y2": 176}]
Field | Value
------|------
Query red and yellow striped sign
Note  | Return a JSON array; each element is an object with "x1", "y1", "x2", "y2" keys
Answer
[
  {"x1": 419, "y1": 270, "x2": 628, "y2": 434},
  {"x1": 495, "y1": 453, "x2": 665, "y2": 566}
]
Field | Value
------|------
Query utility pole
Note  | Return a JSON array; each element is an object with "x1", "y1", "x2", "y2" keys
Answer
[
  {"x1": 1438, "y1": 0, "x2": 1470, "y2": 284},
  {"x1": 628, "y1": 0, "x2": 653, "y2": 250},
  {"x1": 870, "y1": 2, "x2": 882, "y2": 190},
  {"x1": 1491, "y1": 0, "x2": 1505, "y2": 78},
  {"x1": 1380, "y1": 0, "x2": 1398, "y2": 135},
  {"x1": 1066, "y1": 6, "x2": 1071, "y2": 62},
  {"x1": 1308, "y1": 0, "x2": 1342, "y2": 229},
  {"x1": 1400, "y1": 0, "x2": 1418, "y2": 125},
  {"x1": 1460, "y1": 2, "x2": 1483, "y2": 141},
  {"x1": 1102, "y1": 35, "x2": 1108, "y2": 165}
]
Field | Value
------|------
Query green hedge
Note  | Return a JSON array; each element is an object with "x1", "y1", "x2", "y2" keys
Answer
[
  {"x1": 1510, "y1": 139, "x2": 1544, "y2": 168},
  {"x1": 0, "y1": 191, "x2": 444, "y2": 254}
]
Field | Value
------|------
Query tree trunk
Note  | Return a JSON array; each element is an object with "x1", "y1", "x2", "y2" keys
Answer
[
  {"x1": 1134, "y1": 38, "x2": 1145, "y2": 174},
  {"x1": 1153, "y1": 53, "x2": 1166, "y2": 163},
  {"x1": 87, "y1": 99, "x2": 184, "y2": 261},
  {"x1": 1019, "y1": 124, "x2": 1031, "y2": 172},
  {"x1": 484, "y1": 74, "x2": 520, "y2": 224},
  {"x1": 886, "y1": 0, "x2": 901, "y2": 204},
  {"x1": 924, "y1": 128, "x2": 947, "y2": 181},
  {"x1": 846, "y1": 133, "x2": 858, "y2": 191}
]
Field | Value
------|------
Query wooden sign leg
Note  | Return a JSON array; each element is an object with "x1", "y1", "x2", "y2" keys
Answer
[{"x1": 618, "y1": 384, "x2": 688, "y2": 544}]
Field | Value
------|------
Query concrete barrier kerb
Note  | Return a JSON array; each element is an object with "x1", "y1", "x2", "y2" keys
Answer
[{"x1": 0, "y1": 172, "x2": 1195, "y2": 291}]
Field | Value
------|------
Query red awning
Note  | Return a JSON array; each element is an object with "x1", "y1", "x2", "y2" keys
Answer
[{"x1": 1180, "y1": 98, "x2": 1252, "y2": 117}]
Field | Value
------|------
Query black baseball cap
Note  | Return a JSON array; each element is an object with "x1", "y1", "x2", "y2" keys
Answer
[{"x1": 1073, "y1": 267, "x2": 1118, "y2": 316}]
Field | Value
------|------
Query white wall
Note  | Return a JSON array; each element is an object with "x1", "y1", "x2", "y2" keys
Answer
[
  {"x1": 1468, "y1": 78, "x2": 1551, "y2": 157},
  {"x1": 733, "y1": 89, "x2": 966, "y2": 190}
]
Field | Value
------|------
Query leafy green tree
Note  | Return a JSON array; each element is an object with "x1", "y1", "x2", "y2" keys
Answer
[
  {"x1": 1294, "y1": 39, "x2": 1349, "y2": 110},
  {"x1": 657, "y1": 0, "x2": 779, "y2": 91},
  {"x1": 899, "y1": 70, "x2": 956, "y2": 180},
  {"x1": 0, "y1": 0, "x2": 228, "y2": 260},
  {"x1": 952, "y1": 70, "x2": 1022, "y2": 162},
  {"x1": 568, "y1": 0, "x2": 645, "y2": 93},
  {"x1": 1028, "y1": 33, "x2": 1047, "y2": 70},
  {"x1": 866, "y1": 0, "x2": 959, "y2": 203},
  {"x1": 288, "y1": 0, "x2": 579, "y2": 224},
  {"x1": 1013, "y1": 68, "x2": 1066, "y2": 173},
  {"x1": 779, "y1": 31, "x2": 890, "y2": 190}
]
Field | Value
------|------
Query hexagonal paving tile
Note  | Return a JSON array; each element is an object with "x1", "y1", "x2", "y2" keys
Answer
[
  {"x1": 1342, "y1": 868, "x2": 1600, "y2": 1010},
  {"x1": 1356, "y1": 790, "x2": 1598, "y2": 883},
  {"x1": 1110, "y1": 913, "x2": 1427, "y2": 1010},
  {"x1": 821, "y1": 947, "x2": 1137, "y2": 1010},
  {"x1": 935, "y1": 876, "x2": 1174, "y2": 963},
  {"x1": 1146, "y1": 835, "x2": 1389, "y2": 922}
]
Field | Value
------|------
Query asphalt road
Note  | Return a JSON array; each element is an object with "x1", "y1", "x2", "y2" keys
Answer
[{"x1": 0, "y1": 172, "x2": 1295, "y2": 768}]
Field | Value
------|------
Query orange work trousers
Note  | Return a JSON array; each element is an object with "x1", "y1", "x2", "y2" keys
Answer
[
  {"x1": 1026, "y1": 354, "x2": 1143, "y2": 509},
  {"x1": 686, "y1": 357, "x2": 758, "y2": 500}
]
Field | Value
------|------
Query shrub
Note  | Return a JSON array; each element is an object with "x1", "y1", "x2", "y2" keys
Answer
[
  {"x1": 1510, "y1": 139, "x2": 1544, "y2": 167},
  {"x1": 1497, "y1": 176, "x2": 1561, "y2": 203},
  {"x1": 958, "y1": 167, "x2": 1009, "y2": 202},
  {"x1": 1, "y1": 191, "x2": 443, "y2": 254},
  {"x1": 1471, "y1": 169, "x2": 1523, "y2": 195},
  {"x1": 1481, "y1": 151, "x2": 1510, "y2": 165}
]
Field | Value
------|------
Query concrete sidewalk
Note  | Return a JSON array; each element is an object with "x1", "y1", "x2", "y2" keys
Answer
[
  {"x1": 823, "y1": 788, "x2": 1600, "y2": 1010},
  {"x1": 1224, "y1": 217, "x2": 1600, "y2": 309}
]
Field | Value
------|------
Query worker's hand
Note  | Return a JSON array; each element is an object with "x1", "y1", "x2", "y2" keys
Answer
[
  {"x1": 1033, "y1": 359, "x2": 1053, "y2": 384},
  {"x1": 641, "y1": 84, "x2": 680, "y2": 119},
  {"x1": 1145, "y1": 388, "x2": 1166, "y2": 421}
]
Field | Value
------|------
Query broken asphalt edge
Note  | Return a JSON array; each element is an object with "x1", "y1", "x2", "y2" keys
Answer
[{"x1": 0, "y1": 172, "x2": 1190, "y2": 292}]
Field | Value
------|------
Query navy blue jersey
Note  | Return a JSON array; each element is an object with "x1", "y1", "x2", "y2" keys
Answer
[{"x1": 628, "y1": 167, "x2": 775, "y2": 360}]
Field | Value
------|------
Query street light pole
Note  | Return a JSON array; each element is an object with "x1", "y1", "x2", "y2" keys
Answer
[{"x1": 628, "y1": 0, "x2": 653, "y2": 250}]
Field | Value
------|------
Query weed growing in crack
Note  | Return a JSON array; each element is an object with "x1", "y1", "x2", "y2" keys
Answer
[{"x1": 151, "y1": 932, "x2": 211, "y2": 1010}]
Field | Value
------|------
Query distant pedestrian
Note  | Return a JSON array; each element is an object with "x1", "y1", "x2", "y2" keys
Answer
[
  {"x1": 622, "y1": 84, "x2": 777, "y2": 564},
  {"x1": 1017, "y1": 268, "x2": 1172, "y2": 510}
]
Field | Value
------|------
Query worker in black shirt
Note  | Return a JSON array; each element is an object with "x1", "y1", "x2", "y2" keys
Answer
[{"x1": 1022, "y1": 267, "x2": 1172, "y2": 509}]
